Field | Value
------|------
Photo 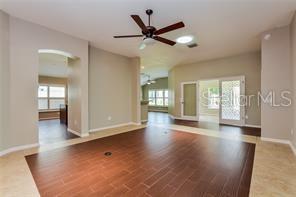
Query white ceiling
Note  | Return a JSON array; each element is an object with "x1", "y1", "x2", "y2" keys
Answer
[
  {"x1": 2, "y1": 0, "x2": 296, "y2": 80},
  {"x1": 39, "y1": 53, "x2": 68, "y2": 78}
]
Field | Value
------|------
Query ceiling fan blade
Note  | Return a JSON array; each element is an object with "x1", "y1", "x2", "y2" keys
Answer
[
  {"x1": 131, "y1": 15, "x2": 148, "y2": 33},
  {"x1": 154, "y1": 36, "x2": 176, "y2": 46},
  {"x1": 113, "y1": 35, "x2": 143, "y2": 38},
  {"x1": 155, "y1": 22, "x2": 185, "y2": 35}
]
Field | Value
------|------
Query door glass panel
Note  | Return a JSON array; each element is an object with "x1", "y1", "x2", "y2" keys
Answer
[
  {"x1": 221, "y1": 80, "x2": 240, "y2": 120},
  {"x1": 183, "y1": 84, "x2": 196, "y2": 116}
]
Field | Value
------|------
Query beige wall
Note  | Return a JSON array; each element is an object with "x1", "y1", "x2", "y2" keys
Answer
[
  {"x1": 1, "y1": 15, "x2": 89, "y2": 151},
  {"x1": 169, "y1": 51, "x2": 261, "y2": 126},
  {"x1": 39, "y1": 75, "x2": 68, "y2": 85},
  {"x1": 68, "y1": 58, "x2": 82, "y2": 133},
  {"x1": 0, "y1": 10, "x2": 9, "y2": 151},
  {"x1": 168, "y1": 69, "x2": 176, "y2": 115},
  {"x1": 261, "y1": 26, "x2": 292, "y2": 140},
  {"x1": 89, "y1": 46, "x2": 140, "y2": 130},
  {"x1": 142, "y1": 77, "x2": 168, "y2": 112},
  {"x1": 291, "y1": 13, "x2": 296, "y2": 148},
  {"x1": 0, "y1": 12, "x2": 141, "y2": 153},
  {"x1": 199, "y1": 80, "x2": 219, "y2": 116},
  {"x1": 130, "y1": 57, "x2": 141, "y2": 124}
]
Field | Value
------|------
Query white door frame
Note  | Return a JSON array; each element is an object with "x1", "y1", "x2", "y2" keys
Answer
[
  {"x1": 181, "y1": 81, "x2": 199, "y2": 121},
  {"x1": 219, "y1": 76, "x2": 245, "y2": 126}
]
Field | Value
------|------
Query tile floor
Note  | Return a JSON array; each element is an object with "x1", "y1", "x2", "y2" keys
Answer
[
  {"x1": 38, "y1": 119, "x2": 78, "y2": 145},
  {"x1": 26, "y1": 126, "x2": 255, "y2": 196},
  {"x1": 0, "y1": 123, "x2": 295, "y2": 196}
]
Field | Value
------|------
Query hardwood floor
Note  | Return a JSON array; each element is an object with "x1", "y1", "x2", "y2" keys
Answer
[
  {"x1": 38, "y1": 119, "x2": 78, "y2": 145},
  {"x1": 148, "y1": 112, "x2": 261, "y2": 137},
  {"x1": 26, "y1": 126, "x2": 255, "y2": 197}
]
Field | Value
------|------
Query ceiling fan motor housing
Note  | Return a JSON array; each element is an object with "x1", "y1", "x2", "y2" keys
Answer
[
  {"x1": 146, "y1": 9, "x2": 153, "y2": 15},
  {"x1": 143, "y1": 26, "x2": 156, "y2": 38}
]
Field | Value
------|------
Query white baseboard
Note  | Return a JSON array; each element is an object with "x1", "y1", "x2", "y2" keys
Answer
[
  {"x1": 148, "y1": 110, "x2": 168, "y2": 113},
  {"x1": 289, "y1": 142, "x2": 296, "y2": 155},
  {"x1": 244, "y1": 124, "x2": 261, "y2": 128},
  {"x1": 67, "y1": 128, "x2": 89, "y2": 137},
  {"x1": 261, "y1": 137, "x2": 290, "y2": 144},
  {"x1": 0, "y1": 143, "x2": 39, "y2": 157},
  {"x1": 131, "y1": 122, "x2": 142, "y2": 126},
  {"x1": 89, "y1": 122, "x2": 141, "y2": 133},
  {"x1": 261, "y1": 137, "x2": 296, "y2": 156}
]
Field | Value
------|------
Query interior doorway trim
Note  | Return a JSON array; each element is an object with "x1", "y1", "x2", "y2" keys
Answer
[{"x1": 181, "y1": 81, "x2": 199, "y2": 121}]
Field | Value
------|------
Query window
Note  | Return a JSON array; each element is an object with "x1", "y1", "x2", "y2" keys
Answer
[
  {"x1": 208, "y1": 87, "x2": 219, "y2": 109},
  {"x1": 38, "y1": 85, "x2": 66, "y2": 110},
  {"x1": 148, "y1": 89, "x2": 168, "y2": 106}
]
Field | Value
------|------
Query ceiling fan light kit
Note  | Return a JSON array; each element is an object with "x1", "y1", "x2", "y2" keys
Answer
[
  {"x1": 114, "y1": 9, "x2": 185, "y2": 49},
  {"x1": 143, "y1": 37, "x2": 156, "y2": 45},
  {"x1": 139, "y1": 42, "x2": 146, "y2": 50}
]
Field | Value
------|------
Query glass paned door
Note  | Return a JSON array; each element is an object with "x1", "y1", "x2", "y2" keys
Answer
[
  {"x1": 181, "y1": 82, "x2": 198, "y2": 120},
  {"x1": 219, "y1": 76, "x2": 245, "y2": 126}
]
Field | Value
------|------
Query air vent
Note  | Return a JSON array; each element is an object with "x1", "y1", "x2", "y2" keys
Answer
[
  {"x1": 187, "y1": 43, "x2": 198, "y2": 48},
  {"x1": 104, "y1": 152, "x2": 112, "y2": 156}
]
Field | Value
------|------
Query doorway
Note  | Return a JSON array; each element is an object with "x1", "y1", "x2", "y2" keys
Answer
[
  {"x1": 181, "y1": 76, "x2": 245, "y2": 126},
  {"x1": 219, "y1": 76, "x2": 245, "y2": 126},
  {"x1": 38, "y1": 52, "x2": 79, "y2": 144},
  {"x1": 181, "y1": 82, "x2": 198, "y2": 120},
  {"x1": 199, "y1": 79, "x2": 219, "y2": 123}
]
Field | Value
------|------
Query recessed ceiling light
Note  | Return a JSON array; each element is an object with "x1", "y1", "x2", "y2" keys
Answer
[
  {"x1": 176, "y1": 36, "x2": 193, "y2": 44},
  {"x1": 141, "y1": 66, "x2": 145, "y2": 69}
]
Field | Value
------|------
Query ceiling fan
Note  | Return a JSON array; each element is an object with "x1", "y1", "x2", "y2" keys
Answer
[
  {"x1": 141, "y1": 73, "x2": 156, "y2": 85},
  {"x1": 114, "y1": 9, "x2": 185, "y2": 47},
  {"x1": 146, "y1": 78, "x2": 156, "y2": 85}
]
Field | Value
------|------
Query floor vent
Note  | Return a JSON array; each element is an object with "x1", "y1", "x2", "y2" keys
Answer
[{"x1": 104, "y1": 152, "x2": 112, "y2": 156}]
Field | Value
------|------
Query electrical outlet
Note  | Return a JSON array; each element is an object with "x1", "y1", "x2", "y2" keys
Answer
[
  {"x1": 291, "y1": 129, "x2": 294, "y2": 135},
  {"x1": 108, "y1": 116, "x2": 112, "y2": 121},
  {"x1": 245, "y1": 115, "x2": 248, "y2": 119}
]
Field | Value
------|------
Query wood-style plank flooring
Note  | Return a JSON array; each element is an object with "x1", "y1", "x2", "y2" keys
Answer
[
  {"x1": 26, "y1": 126, "x2": 255, "y2": 197},
  {"x1": 39, "y1": 119, "x2": 78, "y2": 145},
  {"x1": 148, "y1": 112, "x2": 261, "y2": 137}
]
